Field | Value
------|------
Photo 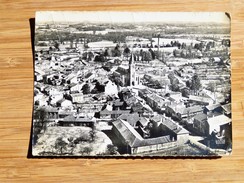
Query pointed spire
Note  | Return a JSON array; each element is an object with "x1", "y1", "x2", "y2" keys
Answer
[{"x1": 129, "y1": 52, "x2": 134, "y2": 64}]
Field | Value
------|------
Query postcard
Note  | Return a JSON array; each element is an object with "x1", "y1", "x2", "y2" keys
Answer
[{"x1": 32, "y1": 11, "x2": 231, "y2": 156}]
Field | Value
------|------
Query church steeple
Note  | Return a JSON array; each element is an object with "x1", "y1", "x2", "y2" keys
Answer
[
  {"x1": 129, "y1": 53, "x2": 136, "y2": 86},
  {"x1": 129, "y1": 52, "x2": 134, "y2": 64}
]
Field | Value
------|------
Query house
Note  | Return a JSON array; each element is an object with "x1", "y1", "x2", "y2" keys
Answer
[
  {"x1": 70, "y1": 83, "x2": 84, "y2": 93},
  {"x1": 112, "y1": 99, "x2": 126, "y2": 110},
  {"x1": 104, "y1": 80, "x2": 118, "y2": 95},
  {"x1": 210, "y1": 57, "x2": 222, "y2": 64},
  {"x1": 207, "y1": 114, "x2": 231, "y2": 135},
  {"x1": 41, "y1": 106, "x2": 59, "y2": 119},
  {"x1": 43, "y1": 86, "x2": 61, "y2": 96},
  {"x1": 168, "y1": 92, "x2": 183, "y2": 102},
  {"x1": 150, "y1": 115, "x2": 189, "y2": 144},
  {"x1": 138, "y1": 89, "x2": 151, "y2": 100},
  {"x1": 145, "y1": 93, "x2": 170, "y2": 113},
  {"x1": 58, "y1": 110, "x2": 74, "y2": 118},
  {"x1": 58, "y1": 115, "x2": 95, "y2": 127},
  {"x1": 35, "y1": 83, "x2": 46, "y2": 92},
  {"x1": 135, "y1": 117, "x2": 149, "y2": 128},
  {"x1": 70, "y1": 93, "x2": 84, "y2": 104},
  {"x1": 43, "y1": 73, "x2": 55, "y2": 84},
  {"x1": 143, "y1": 74, "x2": 170, "y2": 89},
  {"x1": 193, "y1": 113, "x2": 208, "y2": 135},
  {"x1": 131, "y1": 102, "x2": 144, "y2": 114},
  {"x1": 49, "y1": 93, "x2": 64, "y2": 105},
  {"x1": 118, "y1": 113, "x2": 141, "y2": 127},
  {"x1": 203, "y1": 103, "x2": 222, "y2": 115},
  {"x1": 165, "y1": 103, "x2": 185, "y2": 120},
  {"x1": 221, "y1": 103, "x2": 231, "y2": 117},
  {"x1": 56, "y1": 99, "x2": 72, "y2": 108},
  {"x1": 188, "y1": 95, "x2": 214, "y2": 105},
  {"x1": 66, "y1": 73, "x2": 78, "y2": 84},
  {"x1": 34, "y1": 72, "x2": 43, "y2": 82},
  {"x1": 124, "y1": 96, "x2": 138, "y2": 107},
  {"x1": 34, "y1": 93, "x2": 48, "y2": 106},
  {"x1": 183, "y1": 105, "x2": 203, "y2": 120},
  {"x1": 193, "y1": 114, "x2": 231, "y2": 136},
  {"x1": 99, "y1": 109, "x2": 130, "y2": 119},
  {"x1": 83, "y1": 72, "x2": 95, "y2": 82}
]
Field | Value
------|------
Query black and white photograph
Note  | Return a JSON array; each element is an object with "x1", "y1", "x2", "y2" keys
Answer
[{"x1": 32, "y1": 11, "x2": 231, "y2": 157}]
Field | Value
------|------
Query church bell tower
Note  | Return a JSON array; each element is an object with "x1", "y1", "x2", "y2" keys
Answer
[{"x1": 129, "y1": 53, "x2": 136, "y2": 86}]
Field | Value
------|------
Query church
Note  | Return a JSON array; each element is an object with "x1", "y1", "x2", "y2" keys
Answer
[{"x1": 112, "y1": 53, "x2": 140, "y2": 87}]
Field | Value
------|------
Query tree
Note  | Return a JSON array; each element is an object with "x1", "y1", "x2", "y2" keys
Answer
[
  {"x1": 94, "y1": 54, "x2": 105, "y2": 62},
  {"x1": 186, "y1": 80, "x2": 191, "y2": 88},
  {"x1": 104, "y1": 49, "x2": 109, "y2": 60},
  {"x1": 54, "y1": 137, "x2": 68, "y2": 154},
  {"x1": 191, "y1": 74, "x2": 201, "y2": 95},
  {"x1": 106, "y1": 144, "x2": 118, "y2": 155},
  {"x1": 141, "y1": 51, "x2": 152, "y2": 62},
  {"x1": 123, "y1": 47, "x2": 130, "y2": 60},
  {"x1": 80, "y1": 146, "x2": 93, "y2": 155},
  {"x1": 34, "y1": 108, "x2": 48, "y2": 133},
  {"x1": 208, "y1": 82, "x2": 217, "y2": 102},
  {"x1": 149, "y1": 48, "x2": 155, "y2": 59},
  {"x1": 89, "y1": 126, "x2": 96, "y2": 142},
  {"x1": 171, "y1": 83, "x2": 180, "y2": 92},
  {"x1": 53, "y1": 41, "x2": 60, "y2": 51},
  {"x1": 112, "y1": 44, "x2": 121, "y2": 57},
  {"x1": 68, "y1": 137, "x2": 76, "y2": 154},
  {"x1": 173, "y1": 49, "x2": 178, "y2": 57},
  {"x1": 82, "y1": 83, "x2": 90, "y2": 94},
  {"x1": 208, "y1": 82, "x2": 216, "y2": 93},
  {"x1": 181, "y1": 88, "x2": 190, "y2": 97}
]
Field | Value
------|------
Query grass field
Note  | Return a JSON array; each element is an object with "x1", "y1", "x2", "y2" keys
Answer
[{"x1": 33, "y1": 126, "x2": 112, "y2": 156}]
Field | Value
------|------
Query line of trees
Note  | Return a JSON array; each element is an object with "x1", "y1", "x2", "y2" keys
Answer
[{"x1": 33, "y1": 108, "x2": 48, "y2": 145}]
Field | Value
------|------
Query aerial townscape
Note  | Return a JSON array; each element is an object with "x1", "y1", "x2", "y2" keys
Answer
[{"x1": 32, "y1": 12, "x2": 231, "y2": 156}]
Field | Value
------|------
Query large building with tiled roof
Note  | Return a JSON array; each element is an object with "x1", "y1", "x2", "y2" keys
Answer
[{"x1": 112, "y1": 116, "x2": 189, "y2": 154}]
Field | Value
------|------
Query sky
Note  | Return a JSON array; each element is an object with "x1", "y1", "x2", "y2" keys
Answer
[{"x1": 36, "y1": 11, "x2": 230, "y2": 25}]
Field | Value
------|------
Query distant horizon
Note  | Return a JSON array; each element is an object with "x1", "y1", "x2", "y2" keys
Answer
[{"x1": 36, "y1": 11, "x2": 230, "y2": 25}]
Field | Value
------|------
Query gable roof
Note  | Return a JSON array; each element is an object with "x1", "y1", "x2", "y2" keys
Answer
[
  {"x1": 125, "y1": 96, "x2": 138, "y2": 106},
  {"x1": 205, "y1": 103, "x2": 221, "y2": 111},
  {"x1": 112, "y1": 119, "x2": 173, "y2": 148},
  {"x1": 112, "y1": 119, "x2": 143, "y2": 147},
  {"x1": 137, "y1": 117, "x2": 149, "y2": 127},
  {"x1": 152, "y1": 115, "x2": 189, "y2": 134},
  {"x1": 194, "y1": 113, "x2": 207, "y2": 122},
  {"x1": 38, "y1": 106, "x2": 58, "y2": 113},
  {"x1": 132, "y1": 135, "x2": 171, "y2": 147},
  {"x1": 221, "y1": 103, "x2": 231, "y2": 114},
  {"x1": 61, "y1": 115, "x2": 94, "y2": 123},
  {"x1": 161, "y1": 118, "x2": 182, "y2": 134},
  {"x1": 113, "y1": 100, "x2": 124, "y2": 107},
  {"x1": 186, "y1": 106, "x2": 203, "y2": 114},
  {"x1": 118, "y1": 113, "x2": 140, "y2": 126},
  {"x1": 189, "y1": 95, "x2": 213, "y2": 104},
  {"x1": 207, "y1": 114, "x2": 231, "y2": 126},
  {"x1": 100, "y1": 109, "x2": 130, "y2": 115}
]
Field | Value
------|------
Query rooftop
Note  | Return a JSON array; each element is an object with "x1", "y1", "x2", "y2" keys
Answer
[
  {"x1": 112, "y1": 119, "x2": 143, "y2": 147},
  {"x1": 194, "y1": 113, "x2": 207, "y2": 122},
  {"x1": 221, "y1": 103, "x2": 231, "y2": 114},
  {"x1": 61, "y1": 115, "x2": 94, "y2": 122},
  {"x1": 208, "y1": 114, "x2": 231, "y2": 126},
  {"x1": 118, "y1": 113, "x2": 141, "y2": 127},
  {"x1": 205, "y1": 103, "x2": 221, "y2": 111}
]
